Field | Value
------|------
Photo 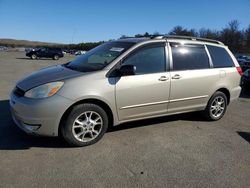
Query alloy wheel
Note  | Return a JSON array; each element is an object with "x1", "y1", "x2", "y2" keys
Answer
[
  {"x1": 210, "y1": 96, "x2": 225, "y2": 118},
  {"x1": 72, "y1": 111, "x2": 103, "y2": 142}
]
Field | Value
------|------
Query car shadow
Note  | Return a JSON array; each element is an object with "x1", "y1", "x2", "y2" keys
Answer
[
  {"x1": 16, "y1": 58, "x2": 54, "y2": 60},
  {"x1": 0, "y1": 99, "x2": 207, "y2": 150},
  {"x1": 237, "y1": 132, "x2": 250, "y2": 144},
  {"x1": 108, "y1": 112, "x2": 206, "y2": 132}
]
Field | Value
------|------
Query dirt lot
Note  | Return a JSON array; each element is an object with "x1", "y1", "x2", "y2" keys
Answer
[{"x1": 0, "y1": 51, "x2": 250, "y2": 188}]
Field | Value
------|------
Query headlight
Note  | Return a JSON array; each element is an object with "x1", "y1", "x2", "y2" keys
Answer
[{"x1": 24, "y1": 82, "x2": 64, "y2": 99}]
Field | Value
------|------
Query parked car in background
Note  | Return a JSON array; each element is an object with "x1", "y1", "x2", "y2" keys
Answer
[
  {"x1": 25, "y1": 48, "x2": 32, "y2": 53},
  {"x1": 75, "y1": 50, "x2": 87, "y2": 56},
  {"x1": 26, "y1": 47, "x2": 64, "y2": 60},
  {"x1": 237, "y1": 55, "x2": 250, "y2": 71},
  {"x1": 237, "y1": 55, "x2": 248, "y2": 61},
  {"x1": 26, "y1": 47, "x2": 41, "y2": 52},
  {"x1": 0, "y1": 46, "x2": 8, "y2": 51},
  {"x1": 67, "y1": 49, "x2": 77, "y2": 55},
  {"x1": 10, "y1": 36, "x2": 242, "y2": 147},
  {"x1": 241, "y1": 69, "x2": 250, "y2": 87}
]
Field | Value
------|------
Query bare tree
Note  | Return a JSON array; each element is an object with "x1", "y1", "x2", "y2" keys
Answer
[
  {"x1": 220, "y1": 20, "x2": 244, "y2": 52},
  {"x1": 245, "y1": 25, "x2": 250, "y2": 52},
  {"x1": 199, "y1": 28, "x2": 220, "y2": 39},
  {"x1": 169, "y1": 26, "x2": 197, "y2": 37}
]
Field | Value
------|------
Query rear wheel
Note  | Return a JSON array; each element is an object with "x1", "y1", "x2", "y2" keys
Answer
[
  {"x1": 203, "y1": 91, "x2": 227, "y2": 121},
  {"x1": 53, "y1": 54, "x2": 59, "y2": 60},
  {"x1": 31, "y1": 54, "x2": 37, "y2": 59},
  {"x1": 61, "y1": 103, "x2": 108, "y2": 147}
]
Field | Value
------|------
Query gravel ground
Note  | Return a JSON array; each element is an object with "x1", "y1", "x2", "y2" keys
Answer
[{"x1": 0, "y1": 51, "x2": 249, "y2": 188}]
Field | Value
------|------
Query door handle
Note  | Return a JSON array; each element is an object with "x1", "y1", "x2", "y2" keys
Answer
[
  {"x1": 172, "y1": 74, "x2": 181, "y2": 79},
  {"x1": 158, "y1": 76, "x2": 169, "y2": 81}
]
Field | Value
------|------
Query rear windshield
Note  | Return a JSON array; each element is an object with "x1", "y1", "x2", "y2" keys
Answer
[
  {"x1": 207, "y1": 45, "x2": 235, "y2": 68},
  {"x1": 65, "y1": 42, "x2": 135, "y2": 72}
]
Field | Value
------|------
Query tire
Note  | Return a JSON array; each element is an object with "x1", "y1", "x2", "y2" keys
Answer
[
  {"x1": 53, "y1": 54, "x2": 59, "y2": 60},
  {"x1": 61, "y1": 103, "x2": 108, "y2": 147},
  {"x1": 203, "y1": 91, "x2": 228, "y2": 121},
  {"x1": 31, "y1": 54, "x2": 37, "y2": 59}
]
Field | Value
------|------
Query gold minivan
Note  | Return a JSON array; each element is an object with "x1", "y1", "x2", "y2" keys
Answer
[{"x1": 10, "y1": 36, "x2": 242, "y2": 146}]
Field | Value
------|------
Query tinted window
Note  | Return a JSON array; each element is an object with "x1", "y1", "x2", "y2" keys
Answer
[
  {"x1": 207, "y1": 45, "x2": 235, "y2": 68},
  {"x1": 122, "y1": 44, "x2": 166, "y2": 75},
  {"x1": 171, "y1": 44, "x2": 210, "y2": 71}
]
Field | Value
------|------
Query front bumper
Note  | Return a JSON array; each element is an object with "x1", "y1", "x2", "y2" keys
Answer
[{"x1": 10, "y1": 91, "x2": 73, "y2": 136}]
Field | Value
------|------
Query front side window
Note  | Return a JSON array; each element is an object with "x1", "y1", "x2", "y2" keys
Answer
[
  {"x1": 207, "y1": 45, "x2": 235, "y2": 68},
  {"x1": 171, "y1": 44, "x2": 210, "y2": 71},
  {"x1": 122, "y1": 44, "x2": 166, "y2": 75},
  {"x1": 66, "y1": 42, "x2": 135, "y2": 72}
]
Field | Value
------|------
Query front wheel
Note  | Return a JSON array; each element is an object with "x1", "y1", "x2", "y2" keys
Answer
[
  {"x1": 61, "y1": 103, "x2": 108, "y2": 147},
  {"x1": 31, "y1": 54, "x2": 37, "y2": 59},
  {"x1": 203, "y1": 91, "x2": 227, "y2": 121}
]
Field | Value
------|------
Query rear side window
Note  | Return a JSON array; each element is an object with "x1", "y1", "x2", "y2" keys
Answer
[
  {"x1": 171, "y1": 44, "x2": 210, "y2": 71},
  {"x1": 207, "y1": 45, "x2": 235, "y2": 68}
]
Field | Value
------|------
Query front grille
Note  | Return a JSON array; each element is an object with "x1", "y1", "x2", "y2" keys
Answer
[{"x1": 13, "y1": 87, "x2": 25, "y2": 97}]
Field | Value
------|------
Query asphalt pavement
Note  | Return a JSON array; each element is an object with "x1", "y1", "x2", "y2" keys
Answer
[{"x1": 0, "y1": 52, "x2": 249, "y2": 188}]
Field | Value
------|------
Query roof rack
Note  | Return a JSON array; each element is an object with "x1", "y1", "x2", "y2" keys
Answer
[
  {"x1": 120, "y1": 35, "x2": 163, "y2": 39},
  {"x1": 119, "y1": 35, "x2": 224, "y2": 45},
  {"x1": 153, "y1": 35, "x2": 223, "y2": 45}
]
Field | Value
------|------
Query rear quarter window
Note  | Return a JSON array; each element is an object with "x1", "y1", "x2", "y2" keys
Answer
[{"x1": 207, "y1": 45, "x2": 235, "y2": 68}]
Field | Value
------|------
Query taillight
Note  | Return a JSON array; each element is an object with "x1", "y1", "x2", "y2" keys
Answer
[{"x1": 236, "y1": 67, "x2": 243, "y2": 76}]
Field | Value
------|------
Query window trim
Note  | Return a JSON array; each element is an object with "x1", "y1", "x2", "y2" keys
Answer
[
  {"x1": 169, "y1": 42, "x2": 212, "y2": 72},
  {"x1": 204, "y1": 45, "x2": 214, "y2": 68}
]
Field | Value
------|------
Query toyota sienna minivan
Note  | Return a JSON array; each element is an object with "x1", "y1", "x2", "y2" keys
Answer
[{"x1": 10, "y1": 35, "x2": 242, "y2": 146}]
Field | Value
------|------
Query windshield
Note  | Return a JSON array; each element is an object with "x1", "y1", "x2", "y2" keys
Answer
[{"x1": 65, "y1": 42, "x2": 135, "y2": 72}]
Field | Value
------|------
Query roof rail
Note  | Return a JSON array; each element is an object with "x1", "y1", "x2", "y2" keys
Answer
[
  {"x1": 119, "y1": 35, "x2": 224, "y2": 45},
  {"x1": 161, "y1": 35, "x2": 224, "y2": 45},
  {"x1": 120, "y1": 34, "x2": 164, "y2": 39}
]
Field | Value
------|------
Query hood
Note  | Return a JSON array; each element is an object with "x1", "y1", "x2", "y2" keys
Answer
[
  {"x1": 26, "y1": 49, "x2": 38, "y2": 54},
  {"x1": 17, "y1": 65, "x2": 85, "y2": 91}
]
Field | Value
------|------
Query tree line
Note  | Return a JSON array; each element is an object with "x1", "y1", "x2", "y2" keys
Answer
[
  {"x1": 121, "y1": 20, "x2": 250, "y2": 54},
  {"x1": 67, "y1": 20, "x2": 250, "y2": 53}
]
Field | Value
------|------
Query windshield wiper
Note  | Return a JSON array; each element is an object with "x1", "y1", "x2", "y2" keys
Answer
[{"x1": 63, "y1": 63, "x2": 80, "y2": 71}]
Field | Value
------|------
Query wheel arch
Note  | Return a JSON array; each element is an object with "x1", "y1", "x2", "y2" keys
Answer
[
  {"x1": 58, "y1": 98, "x2": 114, "y2": 136},
  {"x1": 215, "y1": 88, "x2": 230, "y2": 105}
]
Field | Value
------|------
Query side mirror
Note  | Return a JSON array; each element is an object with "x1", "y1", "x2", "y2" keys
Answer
[{"x1": 119, "y1": 65, "x2": 136, "y2": 76}]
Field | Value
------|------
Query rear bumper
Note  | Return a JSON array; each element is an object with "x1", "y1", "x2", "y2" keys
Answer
[
  {"x1": 9, "y1": 91, "x2": 73, "y2": 136},
  {"x1": 230, "y1": 86, "x2": 242, "y2": 102}
]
